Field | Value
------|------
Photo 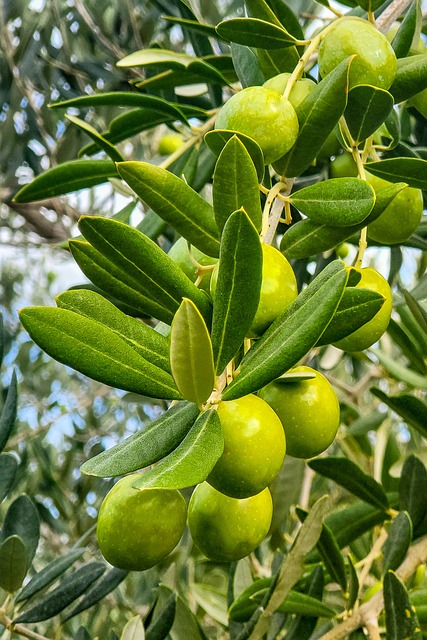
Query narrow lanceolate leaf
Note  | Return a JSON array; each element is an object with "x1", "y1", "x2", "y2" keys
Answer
[
  {"x1": 345, "y1": 85, "x2": 394, "y2": 144},
  {"x1": 15, "y1": 549, "x2": 84, "y2": 603},
  {"x1": 317, "y1": 288, "x2": 385, "y2": 346},
  {"x1": 1, "y1": 495, "x2": 39, "y2": 566},
  {"x1": 402, "y1": 288, "x2": 427, "y2": 335},
  {"x1": 274, "y1": 57, "x2": 352, "y2": 177},
  {"x1": 19, "y1": 308, "x2": 181, "y2": 400},
  {"x1": 347, "y1": 556, "x2": 359, "y2": 611},
  {"x1": 389, "y1": 52, "x2": 427, "y2": 103},
  {"x1": 366, "y1": 158, "x2": 427, "y2": 190},
  {"x1": 14, "y1": 563, "x2": 106, "y2": 623},
  {"x1": 81, "y1": 402, "x2": 198, "y2": 477},
  {"x1": 13, "y1": 160, "x2": 117, "y2": 203},
  {"x1": 222, "y1": 260, "x2": 347, "y2": 400},
  {"x1": 78, "y1": 216, "x2": 212, "y2": 325},
  {"x1": 391, "y1": 0, "x2": 421, "y2": 59},
  {"x1": 211, "y1": 210, "x2": 262, "y2": 375},
  {"x1": 230, "y1": 43, "x2": 265, "y2": 89},
  {"x1": 0, "y1": 453, "x2": 18, "y2": 503},
  {"x1": 117, "y1": 162, "x2": 220, "y2": 258},
  {"x1": 284, "y1": 566, "x2": 325, "y2": 640},
  {"x1": 170, "y1": 299, "x2": 215, "y2": 407},
  {"x1": 289, "y1": 178, "x2": 375, "y2": 227},
  {"x1": 0, "y1": 369, "x2": 17, "y2": 454},
  {"x1": 384, "y1": 571, "x2": 421, "y2": 640},
  {"x1": 145, "y1": 590, "x2": 176, "y2": 640},
  {"x1": 0, "y1": 312, "x2": 3, "y2": 366},
  {"x1": 63, "y1": 567, "x2": 128, "y2": 621},
  {"x1": 370, "y1": 388, "x2": 427, "y2": 439},
  {"x1": 0, "y1": 536, "x2": 28, "y2": 593},
  {"x1": 133, "y1": 409, "x2": 223, "y2": 490},
  {"x1": 322, "y1": 502, "x2": 390, "y2": 551},
  {"x1": 204, "y1": 130, "x2": 264, "y2": 181},
  {"x1": 216, "y1": 17, "x2": 300, "y2": 49},
  {"x1": 65, "y1": 115, "x2": 124, "y2": 162},
  {"x1": 399, "y1": 455, "x2": 427, "y2": 529},
  {"x1": 120, "y1": 616, "x2": 145, "y2": 640},
  {"x1": 56, "y1": 290, "x2": 171, "y2": 373},
  {"x1": 308, "y1": 457, "x2": 389, "y2": 512},
  {"x1": 212, "y1": 137, "x2": 262, "y2": 233},
  {"x1": 383, "y1": 511, "x2": 413, "y2": 574}
]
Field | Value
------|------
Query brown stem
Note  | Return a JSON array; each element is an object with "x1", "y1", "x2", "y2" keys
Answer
[
  {"x1": 0, "y1": 611, "x2": 51, "y2": 640},
  {"x1": 376, "y1": 0, "x2": 414, "y2": 32}
]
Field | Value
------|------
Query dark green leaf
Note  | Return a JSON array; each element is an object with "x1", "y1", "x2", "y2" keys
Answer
[
  {"x1": 346, "y1": 410, "x2": 386, "y2": 436},
  {"x1": 222, "y1": 260, "x2": 347, "y2": 400},
  {"x1": 216, "y1": 17, "x2": 300, "y2": 49},
  {"x1": 387, "y1": 318, "x2": 427, "y2": 376},
  {"x1": 323, "y1": 502, "x2": 390, "y2": 551},
  {"x1": 205, "y1": 130, "x2": 264, "y2": 181},
  {"x1": 15, "y1": 549, "x2": 85, "y2": 603},
  {"x1": 347, "y1": 556, "x2": 359, "y2": 611},
  {"x1": 0, "y1": 369, "x2": 17, "y2": 454},
  {"x1": 345, "y1": 85, "x2": 393, "y2": 143},
  {"x1": 0, "y1": 312, "x2": 3, "y2": 366},
  {"x1": 0, "y1": 536, "x2": 28, "y2": 593},
  {"x1": 14, "y1": 562, "x2": 106, "y2": 623},
  {"x1": 384, "y1": 571, "x2": 421, "y2": 640},
  {"x1": 162, "y1": 15, "x2": 219, "y2": 39},
  {"x1": 365, "y1": 158, "x2": 427, "y2": 190},
  {"x1": 383, "y1": 511, "x2": 412, "y2": 574},
  {"x1": 146, "y1": 591, "x2": 176, "y2": 640},
  {"x1": 0, "y1": 453, "x2": 18, "y2": 502},
  {"x1": 211, "y1": 210, "x2": 262, "y2": 374},
  {"x1": 19, "y1": 307, "x2": 181, "y2": 400},
  {"x1": 230, "y1": 43, "x2": 265, "y2": 88},
  {"x1": 170, "y1": 299, "x2": 215, "y2": 407},
  {"x1": 370, "y1": 388, "x2": 427, "y2": 439},
  {"x1": 65, "y1": 115, "x2": 124, "y2": 163},
  {"x1": 13, "y1": 160, "x2": 118, "y2": 203},
  {"x1": 289, "y1": 178, "x2": 375, "y2": 227},
  {"x1": 256, "y1": 45, "x2": 300, "y2": 78},
  {"x1": 308, "y1": 457, "x2": 389, "y2": 511},
  {"x1": 389, "y1": 53, "x2": 427, "y2": 103},
  {"x1": 117, "y1": 162, "x2": 220, "y2": 258},
  {"x1": 132, "y1": 409, "x2": 223, "y2": 490},
  {"x1": 1, "y1": 495, "x2": 39, "y2": 566},
  {"x1": 284, "y1": 565, "x2": 325, "y2": 640},
  {"x1": 63, "y1": 568, "x2": 128, "y2": 621},
  {"x1": 399, "y1": 455, "x2": 427, "y2": 529},
  {"x1": 391, "y1": 0, "x2": 422, "y2": 58},
  {"x1": 213, "y1": 136, "x2": 262, "y2": 233},
  {"x1": 264, "y1": 0, "x2": 305, "y2": 40},
  {"x1": 274, "y1": 57, "x2": 352, "y2": 177},
  {"x1": 355, "y1": 0, "x2": 384, "y2": 13},
  {"x1": 402, "y1": 288, "x2": 427, "y2": 334},
  {"x1": 81, "y1": 402, "x2": 199, "y2": 477}
]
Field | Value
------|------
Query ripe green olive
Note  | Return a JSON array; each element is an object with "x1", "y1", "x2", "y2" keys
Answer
[
  {"x1": 263, "y1": 73, "x2": 316, "y2": 109},
  {"x1": 330, "y1": 152, "x2": 358, "y2": 178},
  {"x1": 366, "y1": 172, "x2": 423, "y2": 245},
  {"x1": 215, "y1": 86, "x2": 299, "y2": 165},
  {"x1": 318, "y1": 18, "x2": 397, "y2": 89},
  {"x1": 207, "y1": 394, "x2": 286, "y2": 498},
  {"x1": 188, "y1": 482, "x2": 273, "y2": 562},
  {"x1": 168, "y1": 236, "x2": 218, "y2": 292},
  {"x1": 258, "y1": 366, "x2": 340, "y2": 459},
  {"x1": 97, "y1": 475, "x2": 187, "y2": 571},
  {"x1": 158, "y1": 134, "x2": 184, "y2": 156},
  {"x1": 333, "y1": 267, "x2": 392, "y2": 352}
]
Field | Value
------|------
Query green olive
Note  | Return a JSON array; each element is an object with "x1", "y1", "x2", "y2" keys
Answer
[{"x1": 263, "y1": 73, "x2": 316, "y2": 109}]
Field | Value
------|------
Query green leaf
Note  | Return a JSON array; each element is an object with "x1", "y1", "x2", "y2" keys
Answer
[
  {"x1": 15, "y1": 549, "x2": 85, "y2": 603},
  {"x1": 389, "y1": 53, "x2": 427, "y2": 103},
  {"x1": 117, "y1": 162, "x2": 220, "y2": 258},
  {"x1": 170, "y1": 299, "x2": 215, "y2": 407},
  {"x1": 289, "y1": 178, "x2": 375, "y2": 227},
  {"x1": 0, "y1": 312, "x2": 3, "y2": 366},
  {"x1": 323, "y1": 501, "x2": 390, "y2": 551},
  {"x1": 284, "y1": 566, "x2": 325, "y2": 640},
  {"x1": 216, "y1": 17, "x2": 300, "y2": 49},
  {"x1": 355, "y1": 0, "x2": 384, "y2": 13},
  {"x1": 14, "y1": 563, "x2": 106, "y2": 623},
  {"x1": 212, "y1": 136, "x2": 262, "y2": 233},
  {"x1": 274, "y1": 57, "x2": 352, "y2": 177},
  {"x1": 264, "y1": 0, "x2": 305, "y2": 40},
  {"x1": 120, "y1": 616, "x2": 145, "y2": 640},
  {"x1": 345, "y1": 85, "x2": 394, "y2": 143},
  {"x1": 0, "y1": 369, "x2": 17, "y2": 454},
  {"x1": 317, "y1": 287, "x2": 385, "y2": 346},
  {"x1": 63, "y1": 568, "x2": 128, "y2": 622},
  {"x1": 308, "y1": 457, "x2": 389, "y2": 512},
  {"x1": 13, "y1": 160, "x2": 118, "y2": 203},
  {"x1": 56, "y1": 290, "x2": 171, "y2": 373},
  {"x1": 384, "y1": 571, "x2": 422, "y2": 640},
  {"x1": 230, "y1": 43, "x2": 265, "y2": 88},
  {"x1": 132, "y1": 409, "x2": 223, "y2": 490},
  {"x1": 162, "y1": 15, "x2": 219, "y2": 39},
  {"x1": 64, "y1": 115, "x2": 124, "y2": 163},
  {"x1": 370, "y1": 388, "x2": 427, "y2": 438},
  {"x1": 347, "y1": 556, "x2": 359, "y2": 611},
  {"x1": 211, "y1": 210, "x2": 262, "y2": 374},
  {"x1": 222, "y1": 260, "x2": 347, "y2": 400},
  {"x1": 19, "y1": 307, "x2": 181, "y2": 400},
  {"x1": 387, "y1": 318, "x2": 427, "y2": 376},
  {"x1": 205, "y1": 130, "x2": 264, "y2": 181},
  {"x1": 402, "y1": 288, "x2": 427, "y2": 335},
  {"x1": 78, "y1": 216, "x2": 212, "y2": 324},
  {"x1": 346, "y1": 410, "x2": 386, "y2": 436},
  {"x1": 0, "y1": 536, "x2": 28, "y2": 593},
  {"x1": 81, "y1": 402, "x2": 199, "y2": 477},
  {"x1": 370, "y1": 348, "x2": 427, "y2": 389},
  {"x1": 1, "y1": 495, "x2": 39, "y2": 566},
  {"x1": 399, "y1": 456, "x2": 427, "y2": 529},
  {"x1": 365, "y1": 158, "x2": 427, "y2": 190},
  {"x1": 0, "y1": 453, "x2": 18, "y2": 502},
  {"x1": 391, "y1": 0, "x2": 422, "y2": 59},
  {"x1": 383, "y1": 511, "x2": 412, "y2": 574}
]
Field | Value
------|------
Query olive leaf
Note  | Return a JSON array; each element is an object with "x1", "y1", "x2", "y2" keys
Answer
[
  {"x1": 365, "y1": 157, "x2": 427, "y2": 190},
  {"x1": 65, "y1": 115, "x2": 124, "y2": 162},
  {"x1": 0, "y1": 536, "x2": 28, "y2": 593},
  {"x1": 389, "y1": 52, "x2": 427, "y2": 103},
  {"x1": 382, "y1": 511, "x2": 412, "y2": 574},
  {"x1": 216, "y1": 17, "x2": 300, "y2": 49},
  {"x1": 205, "y1": 130, "x2": 264, "y2": 181},
  {"x1": 344, "y1": 85, "x2": 394, "y2": 143},
  {"x1": 0, "y1": 369, "x2": 17, "y2": 454}
]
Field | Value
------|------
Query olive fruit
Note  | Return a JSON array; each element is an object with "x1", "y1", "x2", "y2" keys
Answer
[
  {"x1": 97, "y1": 474, "x2": 187, "y2": 571},
  {"x1": 263, "y1": 73, "x2": 316, "y2": 109},
  {"x1": 330, "y1": 152, "x2": 358, "y2": 178},
  {"x1": 215, "y1": 86, "x2": 299, "y2": 165},
  {"x1": 259, "y1": 366, "x2": 340, "y2": 459},
  {"x1": 168, "y1": 236, "x2": 218, "y2": 292},
  {"x1": 207, "y1": 394, "x2": 286, "y2": 498},
  {"x1": 188, "y1": 482, "x2": 273, "y2": 562},
  {"x1": 318, "y1": 18, "x2": 397, "y2": 89},
  {"x1": 158, "y1": 134, "x2": 184, "y2": 156}
]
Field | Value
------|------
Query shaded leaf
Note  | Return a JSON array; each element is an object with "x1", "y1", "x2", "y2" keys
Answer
[
  {"x1": 389, "y1": 52, "x2": 427, "y2": 103},
  {"x1": 205, "y1": 130, "x2": 264, "y2": 181},
  {"x1": 399, "y1": 455, "x2": 427, "y2": 529},
  {"x1": 230, "y1": 43, "x2": 265, "y2": 88},
  {"x1": 347, "y1": 556, "x2": 359, "y2": 611},
  {"x1": 391, "y1": 0, "x2": 422, "y2": 59},
  {"x1": 132, "y1": 409, "x2": 223, "y2": 490},
  {"x1": 402, "y1": 288, "x2": 427, "y2": 334},
  {"x1": 323, "y1": 502, "x2": 390, "y2": 551},
  {"x1": 284, "y1": 565, "x2": 325, "y2": 640},
  {"x1": 146, "y1": 591, "x2": 176, "y2": 640},
  {"x1": 0, "y1": 369, "x2": 17, "y2": 454},
  {"x1": 345, "y1": 85, "x2": 393, "y2": 143},
  {"x1": 384, "y1": 571, "x2": 421, "y2": 640},
  {"x1": 65, "y1": 115, "x2": 124, "y2": 163},
  {"x1": 63, "y1": 568, "x2": 128, "y2": 621},
  {"x1": 365, "y1": 157, "x2": 427, "y2": 190},
  {"x1": 0, "y1": 535, "x2": 27, "y2": 593},
  {"x1": 216, "y1": 17, "x2": 300, "y2": 49},
  {"x1": 370, "y1": 349, "x2": 427, "y2": 390},
  {"x1": 0, "y1": 453, "x2": 18, "y2": 502},
  {"x1": 370, "y1": 388, "x2": 427, "y2": 438},
  {"x1": 120, "y1": 615, "x2": 145, "y2": 640},
  {"x1": 1, "y1": 495, "x2": 39, "y2": 566},
  {"x1": 383, "y1": 511, "x2": 412, "y2": 574}
]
